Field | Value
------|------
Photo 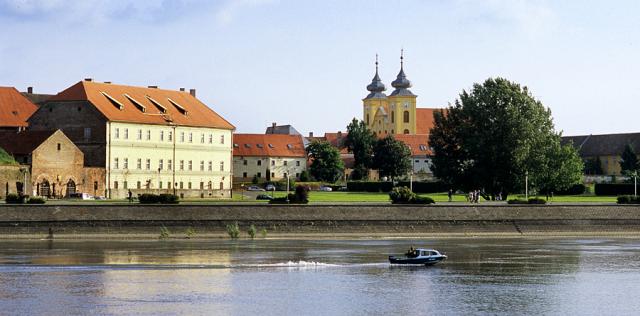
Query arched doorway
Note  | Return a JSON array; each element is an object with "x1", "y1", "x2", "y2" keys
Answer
[
  {"x1": 66, "y1": 180, "x2": 76, "y2": 197},
  {"x1": 39, "y1": 180, "x2": 50, "y2": 197}
]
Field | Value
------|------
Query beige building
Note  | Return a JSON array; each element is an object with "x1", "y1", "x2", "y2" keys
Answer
[
  {"x1": 233, "y1": 134, "x2": 306, "y2": 182},
  {"x1": 28, "y1": 80, "x2": 235, "y2": 199}
]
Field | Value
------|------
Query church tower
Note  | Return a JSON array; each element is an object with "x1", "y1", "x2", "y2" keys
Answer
[
  {"x1": 387, "y1": 50, "x2": 417, "y2": 134},
  {"x1": 362, "y1": 55, "x2": 389, "y2": 135}
]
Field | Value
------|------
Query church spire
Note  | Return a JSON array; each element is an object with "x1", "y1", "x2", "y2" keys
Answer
[
  {"x1": 390, "y1": 49, "x2": 414, "y2": 96},
  {"x1": 365, "y1": 54, "x2": 387, "y2": 99}
]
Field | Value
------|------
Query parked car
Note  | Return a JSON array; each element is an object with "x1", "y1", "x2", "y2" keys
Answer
[
  {"x1": 265, "y1": 184, "x2": 276, "y2": 191},
  {"x1": 319, "y1": 186, "x2": 333, "y2": 192},
  {"x1": 337, "y1": 186, "x2": 348, "y2": 191},
  {"x1": 256, "y1": 194, "x2": 273, "y2": 200},
  {"x1": 246, "y1": 186, "x2": 265, "y2": 191}
]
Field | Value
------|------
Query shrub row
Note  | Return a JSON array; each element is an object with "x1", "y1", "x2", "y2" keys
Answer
[
  {"x1": 395, "y1": 181, "x2": 448, "y2": 194},
  {"x1": 540, "y1": 184, "x2": 587, "y2": 196},
  {"x1": 507, "y1": 198, "x2": 547, "y2": 205},
  {"x1": 5, "y1": 194, "x2": 45, "y2": 204},
  {"x1": 389, "y1": 187, "x2": 435, "y2": 204},
  {"x1": 594, "y1": 183, "x2": 636, "y2": 196},
  {"x1": 617, "y1": 195, "x2": 640, "y2": 204},
  {"x1": 269, "y1": 185, "x2": 309, "y2": 204},
  {"x1": 138, "y1": 194, "x2": 180, "y2": 204},
  {"x1": 347, "y1": 181, "x2": 447, "y2": 193}
]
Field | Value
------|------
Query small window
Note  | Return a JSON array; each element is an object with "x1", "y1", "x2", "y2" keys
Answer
[
  {"x1": 124, "y1": 128, "x2": 129, "y2": 139},
  {"x1": 201, "y1": 134, "x2": 205, "y2": 143},
  {"x1": 209, "y1": 134, "x2": 213, "y2": 144},
  {"x1": 159, "y1": 159, "x2": 164, "y2": 170},
  {"x1": 284, "y1": 161, "x2": 288, "y2": 166},
  {"x1": 124, "y1": 94, "x2": 146, "y2": 112},
  {"x1": 57, "y1": 143, "x2": 61, "y2": 151},
  {"x1": 220, "y1": 161, "x2": 224, "y2": 171},
  {"x1": 123, "y1": 158, "x2": 128, "y2": 169},
  {"x1": 137, "y1": 181, "x2": 141, "y2": 189},
  {"x1": 287, "y1": 144, "x2": 293, "y2": 149},
  {"x1": 268, "y1": 144, "x2": 275, "y2": 148},
  {"x1": 84, "y1": 128, "x2": 92, "y2": 140},
  {"x1": 188, "y1": 160, "x2": 193, "y2": 171},
  {"x1": 115, "y1": 128, "x2": 120, "y2": 139},
  {"x1": 257, "y1": 160, "x2": 262, "y2": 166},
  {"x1": 403, "y1": 129, "x2": 410, "y2": 134},
  {"x1": 145, "y1": 95, "x2": 167, "y2": 113},
  {"x1": 168, "y1": 131, "x2": 173, "y2": 141},
  {"x1": 101, "y1": 92, "x2": 124, "y2": 110},
  {"x1": 146, "y1": 130, "x2": 151, "y2": 140},
  {"x1": 146, "y1": 159, "x2": 151, "y2": 170},
  {"x1": 160, "y1": 131, "x2": 164, "y2": 141},
  {"x1": 137, "y1": 159, "x2": 142, "y2": 169},
  {"x1": 180, "y1": 160, "x2": 184, "y2": 170},
  {"x1": 243, "y1": 160, "x2": 248, "y2": 165},
  {"x1": 189, "y1": 133, "x2": 193, "y2": 143},
  {"x1": 208, "y1": 161, "x2": 212, "y2": 171},
  {"x1": 271, "y1": 160, "x2": 275, "y2": 166},
  {"x1": 167, "y1": 98, "x2": 188, "y2": 115},
  {"x1": 220, "y1": 135, "x2": 225, "y2": 144},
  {"x1": 114, "y1": 158, "x2": 119, "y2": 169},
  {"x1": 168, "y1": 160, "x2": 173, "y2": 170},
  {"x1": 419, "y1": 145, "x2": 427, "y2": 151},
  {"x1": 296, "y1": 161, "x2": 300, "y2": 167},
  {"x1": 243, "y1": 172, "x2": 248, "y2": 178},
  {"x1": 137, "y1": 129, "x2": 142, "y2": 140},
  {"x1": 200, "y1": 161, "x2": 204, "y2": 171},
  {"x1": 233, "y1": 143, "x2": 239, "y2": 148},
  {"x1": 114, "y1": 181, "x2": 119, "y2": 189},
  {"x1": 180, "y1": 132, "x2": 185, "y2": 142},
  {"x1": 403, "y1": 111, "x2": 410, "y2": 123},
  {"x1": 257, "y1": 144, "x2": 264, "y2": 148},
  {"x1": 257, "y1": 172, "x2": 262, "y2": 178},
  {"x1": 244, "y1": 144, "x2": 251, "y2": 148}
]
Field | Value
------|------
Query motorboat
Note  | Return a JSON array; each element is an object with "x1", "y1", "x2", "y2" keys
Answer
[{"x1": 389, "y1": 248, "x2": 447, "y2": 266}]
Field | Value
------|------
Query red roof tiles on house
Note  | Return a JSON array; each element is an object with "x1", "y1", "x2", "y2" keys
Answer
[
  {"x1": 48, "y1": 81, "x2": 234, "y2": 130},
  {"x1": 0, "y1": 87, "x2": 38, "y2": 128},
  {"x1": 416, "y1": 108, "x2": 442, "y2": 135},
  {"x1": 233, "y1": 134, "x2": 306, "y2": 158},
  {"x1": 393, "y1": 134, "x2": 432, "y2": 156}
]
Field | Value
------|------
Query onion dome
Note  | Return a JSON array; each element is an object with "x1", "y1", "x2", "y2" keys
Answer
[
  {"x1": 365, "y1": 55, "x2": 387, "y2": 99},
  {"x1": 390, "y1": 50, "x2": 416, "y2": 97}
]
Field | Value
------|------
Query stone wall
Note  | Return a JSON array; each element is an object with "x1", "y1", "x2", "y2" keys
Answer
[
  {"x1": 1, "y1": 204, "x2": 640, "y2": 238},
  {"x1": 0, "y1": 164, "x2": 30, "y2": 198}
]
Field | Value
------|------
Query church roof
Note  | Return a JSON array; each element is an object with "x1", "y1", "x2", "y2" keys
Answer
[{"x1": 416, "y1": 108, "x2": 441, "y2": 134}]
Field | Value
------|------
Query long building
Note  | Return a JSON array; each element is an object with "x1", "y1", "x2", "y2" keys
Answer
[
  {"x1": 27, "y1": 79, "x2": 235, "y2": 199},
  {"x1": 233, "y1": 134, "x2": 306, "y2": 182}
]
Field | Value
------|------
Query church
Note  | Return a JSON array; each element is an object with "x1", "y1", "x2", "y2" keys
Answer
[{"x1": 362, "y1": 52, "x2": 439, "y2": 136}]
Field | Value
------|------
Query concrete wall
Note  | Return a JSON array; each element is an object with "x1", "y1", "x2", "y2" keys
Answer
[{"x1": 2, "y1": 204, "x2": 640, "y2": 238}]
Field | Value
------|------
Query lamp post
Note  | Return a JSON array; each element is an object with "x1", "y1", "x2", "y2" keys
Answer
[
  {"x1": 286, "y1": 173, "x2": 290, "y2": 203},
  {"x1": 525, "y1": 171, "x2": 529, "y2": 200},
  {"x1": 409, "y1": 172, "x2": 413, "y2": 192}
]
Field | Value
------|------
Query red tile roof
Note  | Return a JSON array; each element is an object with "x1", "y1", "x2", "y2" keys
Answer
[
  {"x1": 0, "y1": 130, "x2": 56, "y2": 155},
  {"x1": 324, "y1": 132, "x2": 349, "y2": 154},
  {"x1": 416, "y1": 108, "x2": 442, "y2": 135},
  {"x1": 0, "y1": 87, "x2": 38, "y2": 128},
  {"x1": 233, "y1": 134, "x2": 306, "y2": 158},
  {"x1": 393, "y1": 134, "x2": 432, "y2": 156},
  {"x1": 47, "y1": 81, "x2": 234, "y2": 130}
]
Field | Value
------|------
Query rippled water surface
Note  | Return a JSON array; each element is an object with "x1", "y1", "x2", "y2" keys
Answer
[{"x1": 1, "y1": 238, "x2": 640, "y2": 315}]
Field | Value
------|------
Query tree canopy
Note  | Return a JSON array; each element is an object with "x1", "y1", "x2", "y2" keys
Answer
[
  {"x1": 372, "y1": 135, "x2": 412, "y2": 180},
  {"x1": 0, "y1": 147, "x2": 16, "y2": 165},
  {"x1": 345, "y1": 118, "x2": 376, "y2": 180},
  {"x1": 619, "y1": 144, "x2": 639, "y2": 174},
  {"x1": 584, "y1": 157, "x2": 604, "y2": 175},
  {"x1": 429, "y1": 77, "x2": 583, "y2": 196},
  {"x1": 306, "y1": 140, "x2": 344, "y2": 183}
]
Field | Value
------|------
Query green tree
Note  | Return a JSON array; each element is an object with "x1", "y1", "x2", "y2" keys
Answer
[
  {"x1": 306, "y1": 141, "x2": 344, "y2": 183},
  {"x1": 429, "y1": 77, "x2": 583, "y2": 197},
  {"x1": 372, "y1": 135, "x2": 412, "y2": 180},
  {"x1": 345, "y1": 118, "x2": 376, "y2": 180},
  {"x1": 584, "y1": 157, "x2": 603, "y2": 175},
  {"x1": 0, "y1": 147, "x2": 16, "y2": 165},
  {"x1": 619, "y1": 144, "x2": 639, "y2": 173},
  {"x1": 298, "y1": 170, "x2": 311, "y2": 182}
]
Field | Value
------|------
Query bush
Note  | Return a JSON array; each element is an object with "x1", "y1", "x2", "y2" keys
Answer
[
  {"x1": 268, "y1": 186, "x2": 309, "y2": 204},
  {"x1": 226, "y1": 222, "x2": 240, "y2": 239},
  {"x1": 507, "y1": 199, "x2": 529, "y2": 204},
  {"x1": 159, "y1": 225, "x2": 170, "y2": 239},
  {"x1": 389, "y1": 187, "x2": 435, "y2": 204},
  {"x1": 5, "y1": 193, "x2": 23, "y2": 204},
  {"x1": 595, "y1": 183, "x2": 636, "y2": 196},
  {"x1": 347, "y1": 181, "x2": 394, "y2": 192},
  {"x1": 138, "y1": 194, "x2": 160, "y2": 204},
  {"x1": 158, "y1": 194, "x2": 179, "y2": 204},
  {"x1": 275, "y1": 179, "x2": 296, "y2": 191},
  {"x1": 248, "y1": 225, "x2": 257, "y2": 239},
  {"x1": 617, "y1": 195, "x2": 640, "y2": 204},
  {"x1": 26, "y1": 197, "x2": 45, "y2": 204},
  {"x1": 299, "y1": 170, "x2": 311, "y2": 182},
  {"x1": 507, "y1": 198, "x2": 546, "y2": 205}
]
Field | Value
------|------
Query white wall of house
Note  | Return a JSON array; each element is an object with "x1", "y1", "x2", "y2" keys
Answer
[
  {"x1": 233, "y1": 156, "x2": 306, "y2": 181},
  {"x1": 106, "y1": 122, "x2": 233, "y2": 198}
]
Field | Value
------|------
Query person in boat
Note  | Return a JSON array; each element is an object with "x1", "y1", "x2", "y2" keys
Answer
[{"x1": 405, "y1": 247, "x2": 418, "y2": 258}]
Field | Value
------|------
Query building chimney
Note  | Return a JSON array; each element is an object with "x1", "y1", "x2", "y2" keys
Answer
[
  {"x1": 84, "y1": 78, "x2": 93, "y2": 82},
  {"x1": 27, "y1": 87, "x2": 33, "y2": 94},
  {"x1": 337, "y1": 131, "x2": 342, "y2": 138},
  {"x1": 104, "y1": 81, "x2": 111, "y2": 84},
  {"x1": 272, "y1": 122, "x2": 277, "y2": 128},
  {"x1": 189, "y1": 89, "x2": 196, "y2": 97},
  {"x1": 309, "y1": 132, "x2": 314, "y2": 137},
  {"x1": 148, "y1": 85, "x2": 158, "y2": 89},
  {"x1": 179, "y1": 88, "x2": 185, "y2": 92}
]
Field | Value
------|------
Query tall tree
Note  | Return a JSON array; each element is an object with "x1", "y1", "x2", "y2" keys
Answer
[
  {"x1": 584, "y1": 157, "x2": 603, "y2": 175},
  {"x1": 619, "y1": 144, "x2": 639, "y2": 173},
  {"x1": 306, "y1": 141, "x2": 344, "y2": 183},
  {"x1": 372, "y1": 135, "x2": 412, "y2": 180},
  {"x1": 429, "y1": 77, "x2": 583, "y2": 197},
  {"x1": 345, "y1": 118, "x2": 376, "y2": 180}
]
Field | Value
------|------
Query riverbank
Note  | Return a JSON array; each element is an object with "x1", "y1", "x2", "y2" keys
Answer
[{"x1": 1, "y1": 204, "x2": 640, "y2": 239}]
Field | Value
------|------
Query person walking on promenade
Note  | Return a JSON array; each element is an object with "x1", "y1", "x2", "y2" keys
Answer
[{"x1": 448, "y1": 189, "x2": 453, "y2": 202}]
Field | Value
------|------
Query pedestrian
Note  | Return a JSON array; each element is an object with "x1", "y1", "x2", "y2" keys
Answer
[
  {"x1": 448, "y1": 189, "x2": 453, "y2": 202},
  {"x1": 128, "y1": 190, "x2": 133, "y2": 203}
]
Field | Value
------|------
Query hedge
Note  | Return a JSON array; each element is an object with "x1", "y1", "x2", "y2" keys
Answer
[
  {"x1": 594, "y1": 183, "x2": 636, "y2": 196},
  {"x1": 507, "y1": 198, "x2": 546, "y2": 205},
  {"x1": 138, "y1": 193, "x2": 180, "y2": 204},
  {"x1": 396, "y1": 181, "x2": 448, "y2": 193},
  {"x1": 617, "y1": 195, "x2": 640, "y2": 204},
  {"x1": 347, "y1": 181, "x2": 394, "y2": 192},
  {"x1": 541, "y1": 184, "x2": 587, "y2": 196}
]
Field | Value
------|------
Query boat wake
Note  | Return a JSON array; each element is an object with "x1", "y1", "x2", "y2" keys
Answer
[{"x1": 231, "y1": 260, "x2": 341, "y2": 268}]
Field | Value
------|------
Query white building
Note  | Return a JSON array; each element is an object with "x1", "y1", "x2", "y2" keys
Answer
[{"x1": 233, "y1": 134, "x2": 306, "y2": 182}]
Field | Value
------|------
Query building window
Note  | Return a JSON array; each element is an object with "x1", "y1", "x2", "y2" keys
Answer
[
  {"x1": 137, "y1": 181, "x2": 141, "y2": 189},
  {"x1": 296, "y1": 173, "x2": 300, "y2": 178},
  {"x1": 168, "y1": 159, "x2": 172, "y2": 170},
  {"x1": 57, "y1": 143, "x2": 61, "y2": 151},
  {"x1": 180, "y1": 132, "x2": 185, "y2": 142},
  {"x1": 137, "y1": 159, "x2": 142, "y2": 169},
  {"x1": 257, "y1": 160, "x2": 262, "y2": 166},
  {"x1": 114, "y1": 181, "x2": 118, "y2": 189},
  {"x1": 146, "y1": 159, "x2": 151, "y2": 170},
  {"x1": 188, "y1": 182, "x2": 192, "y2": 189},
  {"x1": 114, "y1": 158, "x2": 119, "y2": 169},
  {"x1": 209, "y1": 134, "x2": 213, "y2": 144},
  {"x1": 168, "y1": 182, "x2": 172, "y2": 189},
  {"x1": 159, "y1": 181, "x2": 163, "y2": 189},
  {"x1": 123, "y1": 158, "x2": 128, "y2": 169},
  {"x1": 146, "y1": 130, "x2": 151, "y2": 140},
  {"x1": 296, "y1": 161, "x2": 300, "y2": 167},
  {"x1": 366, "y1": 114, "x2": 370, "y2": 125},
  {"x1": 200, "y1": 161, "x2": 204, "y2": 171},
  {"x1": 180, "y1": 160, "x2": 184, "y2": 170},
  {"x1": 159, "y1": 159, "x2": 164, "y2": 170},
  {"x1": 168, "y1": 131, "x2": 172, "y2": 141},
  {"x1": 391, "y1": 111, "x2": 394, "y2": 123},
  {"x1": 160, "y1": 131, "x2": 164, "y2": 141},
  {"x1": 123, "y1": 181, "x2": 128, "y2": 189},
  {"x1": 180, "y1": 182, "x2": 184, "y2": 189},
  {"x1": 284, "y1": 161, "x2": 288, "y2": 166},
  {"x1": 404, "y1": 129, "x2": 410, "y2": 134},
  {"x1": 257, "y1": 172, "x2": 262, "y2": 178},
  {"x1": 124, "y1": 128, "x2": 129, "y2": 139},
  {"x1": 200, "y1": 182, "x2": 204, "y2": 190},
  {"x1": 208, "y1": 181, "x2": 212, "y2": 189},
  {"x1": 220, "y1": 161, "x2": 224, "y2": 171},
  {"x1": 188, "y1": 160, "x2": 193, "y2": 171},
  {"x1": 208, "y1": 161, "x2": 212, "y2": 171},
  {"x1": 84, "y1": 127, "x2": 92, "y2": 141},
  {"x1": 271, "y1": 172, "x2": 275, "y2": 178},
  {"x1": 219, "y1": 182, "x2": 224, "y2": 190},
  {"x1": 220, "y1": 135, "x2": 225, "y2": 144},
  {"x1": 271, "y1": 160, "x2": 275, "y2": 166},
  {"x1": 243, "y1": 172, "x2": 248, "y2": 178},
  {"x1": 391, "y1": 129, "x2": 394, "y2": 134},
  {"x1": 243, "y1": 160, "x2": 248, "y2": 165},
  {"x1": 189, "y1": 132, "x2": 193, "y2": 143},
  {"x1": 115, "y1": 128, "x2": 120, "y2": 139},
  {"x1": 403, "y1": 111, "x2": 410, "y2": 123},
  {"x1": 201, "y1": 134, "x2": 205, "y2": 143}
]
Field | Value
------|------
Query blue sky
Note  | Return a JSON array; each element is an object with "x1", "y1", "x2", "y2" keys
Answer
[{"x1": 1, "y1": 0, "x2": 639, "y2": 136}]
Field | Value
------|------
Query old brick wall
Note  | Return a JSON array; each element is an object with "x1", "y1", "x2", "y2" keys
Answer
[
  {"x1": 0, "y1": 165, "x2": 30, "y2": 198},
  {"x1": 30, "y1": 131, "x2": 85, "y2": 197}
]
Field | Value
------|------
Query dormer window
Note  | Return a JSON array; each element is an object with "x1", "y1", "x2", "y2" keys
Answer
[
  {"x1": 268, "y1": 144, "x2": 275, "y2": 148},
  {"x1": 167, "y1": 98, "x2": 188, "y2": 116},
  {"x1": 287, "y1": 144, "x2": 293, "y2": 149},
  {"x1": 419, "y1": 145, "x2": 427, "y2": 151},
  {"x1": 124, "y1": 94, "x2": 146, "y2": 113},
  {"x1": 256, "y1": 144, "x2": 264, "y2": 148},
  {"x1": 233, "y1": 143, "x2": 239, "y2": 148},
  {"x1": 244, "y1": 144, "x2": 251, "y2": 148},
  {"x1": 146, "y1": 95, "x2": 167, "y2": 113},
  {"x1": 101, "y1": 92, "x2": 124, "y2": 110}
]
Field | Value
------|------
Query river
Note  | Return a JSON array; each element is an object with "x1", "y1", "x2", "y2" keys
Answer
[{"x1": 0, "y1": 238, "x2": 639, "y2": 315}]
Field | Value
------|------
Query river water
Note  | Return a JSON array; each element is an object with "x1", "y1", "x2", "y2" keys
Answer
[{"x1": 0, "y1": 238, "x2": 639, "y2": 315}]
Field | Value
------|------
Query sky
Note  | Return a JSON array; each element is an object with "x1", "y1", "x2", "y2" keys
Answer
[{"x1": 1, "y1": 0, "x2": 639, "y2": 136}]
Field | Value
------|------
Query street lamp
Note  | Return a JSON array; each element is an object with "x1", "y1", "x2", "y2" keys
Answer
[
  {"x1": 525, "y1": 170, "x2": 529, "y2": 200},
  {"x1": 286, "y1": 173, "x2": 290, "y2": 203}
]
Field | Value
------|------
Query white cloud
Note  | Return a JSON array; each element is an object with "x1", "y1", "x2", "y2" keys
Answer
[{"x1": 215, "y1": 0, "x2": 276, "y2": 26}]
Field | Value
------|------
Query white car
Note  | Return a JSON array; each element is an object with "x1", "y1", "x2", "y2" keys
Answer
[
  {"x1": 246, "y1": 186, "x2": 265, "y2": 191},
  {"x1": 319, "y1": 186, "x2": 333, "y2": 192}
]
